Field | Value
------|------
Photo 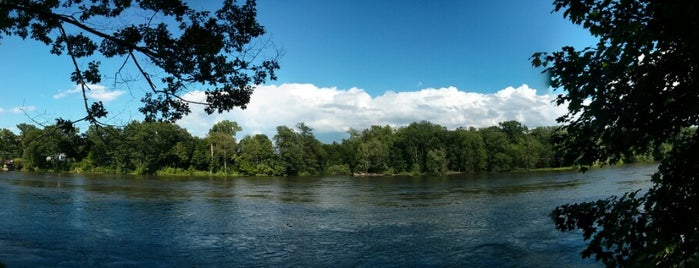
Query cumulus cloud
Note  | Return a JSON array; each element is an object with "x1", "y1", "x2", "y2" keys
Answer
[
  {"x1": 53, "y1": 84, "x2": 125, "y2": 102},
  {"x1": 178, "y1": 83, "x2": 567, "y2": 140}
]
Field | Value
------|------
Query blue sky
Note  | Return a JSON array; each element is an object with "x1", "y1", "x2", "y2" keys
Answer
[{"x1": 0, "y1": 0, "x2": 596, "y2": 142}]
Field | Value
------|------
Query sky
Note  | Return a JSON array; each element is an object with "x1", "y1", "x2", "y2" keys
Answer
[{"x1": 0, "y1": 0, "x2": 597, "y2": 142}]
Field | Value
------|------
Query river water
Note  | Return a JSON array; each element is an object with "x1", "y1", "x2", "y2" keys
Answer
[{"x1": 0, "y1": 164, "x2": 656, "y2": 267}]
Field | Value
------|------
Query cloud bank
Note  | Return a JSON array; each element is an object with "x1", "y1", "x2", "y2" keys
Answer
[
  {"x1": 178, "y1": 83, "x2": 566, "y2": 141},
  {"x1": 54, "y1": 84, "x2": 125, "y2": 102}
]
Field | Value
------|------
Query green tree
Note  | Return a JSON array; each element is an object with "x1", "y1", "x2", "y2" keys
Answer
[
  {"x1": 207, "y1": 120, "x2": 241, "y2": 174},
  {"x1": 0, "y1": 0, "x2": 279, "y2": 124},
  {"x1": 426, "y1": 148, "x2": 448, "y2": 176},
  {"x1": 171, "y1": 140, "x2": 194, "y2": 170},
  {"x1": 480, "y1": 126, "x2": 512, "y2": 172},
  {"x1": 322, "y1": 142, "x2": 351, "y2": 175},
  {"x1": 529, "y1": 126, "x2": 558, "y2": 168},
  {"x1": 354, "y1": 125, "x2": 393, "y2": 174},
  {"x1": 450, "y1": 127, "x2": 487, "y2": 173},
  {"x1": 17, "y1": 124, "x2": 48, "y2": 170},
  {"x1": 117, "y1": 121, "x2": 191, "y2": 174},
  {"x1": 498, "y1": 121, "x2": 539, "y2": 171},
  {"x1": 237, "y1": 134, "x2": 276, "y2": 175},
  {"x1": 273, "y1": 123, "x2": 324, "y2": 176},
  {"x1": 355, "y1": 138, "x2": 389, "y2": 174},
  {"x1": 498, "y1": 120, "x2": 527, "y2": 144},
  {"x1": 81, "y1": 125, "x2": 123, "y2": 172},
  {"x1": 0, "y1": 128, "x2": 19, "y2": 160},
  {"x1": 190, "y1": 137, "x2": 212, "y2": 171},
  {"x1": 12, "y1": 123, "x2": 84, "y2": 171},
  {"x1": 274, "y1": 125, "x2": 303, "y2": 176},
  {"x1": 333, "y1": 128, "x2": 362, "y2": 172},
  {"x1": 296, "y1": 123, "x2": 325, "y2": 175},
  {"x1": 532, "y1": 0, "x2": 699, "y2": 265},
  {"x1": 394, "y1": 121, "x2": 447, "y2": 173}
]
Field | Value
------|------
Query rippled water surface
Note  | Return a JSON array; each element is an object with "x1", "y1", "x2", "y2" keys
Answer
[{"x1": 0, "y1": 165, "x2": 656, "y2": 267}]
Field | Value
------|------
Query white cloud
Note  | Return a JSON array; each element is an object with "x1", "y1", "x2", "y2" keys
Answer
[
  {"x1": 53, "y1": 84, "x2": 125, "y2": 102},
  {"x1": 12, "y1": 106, "x2": 36, "y2": 114},
  {"x1": 178, "y1": 83, "x2": 567, "y2": 141},
  {"x1": 52, "y1": 87, "x2": 81, "y2": 99},
  {"x1": 0, "y1": 105, "x2": 36, "y2": 114}
]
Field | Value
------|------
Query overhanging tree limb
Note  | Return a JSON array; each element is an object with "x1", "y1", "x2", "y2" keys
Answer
[
  {"x1": 0, "y1": 0, "x2": 279, "y2": 125},
  {"x1": 532, "y1": 0, "x2": 699, "y2": 266}
]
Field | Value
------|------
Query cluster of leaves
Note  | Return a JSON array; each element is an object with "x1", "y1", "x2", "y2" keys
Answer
[
  {"x1": 532, "y1": 0, "x2": 699, "y2": 266},
  {"x1": 0, "y1": 0, "x2": 278, "y2": 124}
]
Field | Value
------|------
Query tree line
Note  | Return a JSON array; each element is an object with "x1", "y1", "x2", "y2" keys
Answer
[{"x1": 0, "y1": 120, "x2": 665, "y2": 176}]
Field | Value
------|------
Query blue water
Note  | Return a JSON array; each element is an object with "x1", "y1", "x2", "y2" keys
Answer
[{"x1": 0, "y1": 164, "x2": 656, "y2": 267}]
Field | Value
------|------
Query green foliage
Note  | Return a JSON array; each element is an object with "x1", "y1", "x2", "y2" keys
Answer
[
  {"x1": 207, "y1": 120, "x2": 241, "y2": 174},
  {"x1": 447, "y1": 127, "x2": 487, "y2": 173},
  {"x1": 0, "y1": 0, "x2": 279, "y2": 124},
  {"x1": 324, "y1": 164, "x2": 351, "y2": 176},
  {"x1": 11, "y1": 123, "x2": 86, "y2": 171},
  {"x1": 236, "y1": 134, "x2": 277, "y2": 176},
  {"x1": 0, "y1": 128, "x2": 19, "y2": 159},
  {"x1": 189, "y1": 137, "x2": 211, "y2": 171},
  {"x1": 353, "y1": 125, "x2": 393, "y2": 173},
  {"x1": 426, "y1": 148, "x2": 448, "y2": 176},
  {"x1": 3, "y1": 119, "x2": 673, "y2": 177},
  {"x1": 480, "y1": 126, "x2": 511, "y2": 172},
  {"x1": 115, "y1": 121, "x2": 192, "y2": 175},
  {"x1": 274, "y1": 125, "x2": 303, "y2": 176},
  {"x1": 533, "y1": 0, "x2": 699, "y2": 265},
  {"x1": 394, "y1": 121, "x2": 447, "y2": 173},
  {"x1": 273, "y1": 123, "x2": 325, "y2": 176}
]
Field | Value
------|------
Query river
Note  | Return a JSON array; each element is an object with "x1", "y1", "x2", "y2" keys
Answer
[{"x1": 0, "y1": 164, "x2": 656, "y2": 267}]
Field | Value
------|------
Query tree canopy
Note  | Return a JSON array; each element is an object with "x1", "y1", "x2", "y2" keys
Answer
[
  {"x1": 532, "y1": 0, "x2": 698, "y2": 266},
  {"x1": 0, "y1": 0, "x2": 279, "y2": 124},
  {"x1": 2, "y1": 119, "x2": 597, "y2": 176}
]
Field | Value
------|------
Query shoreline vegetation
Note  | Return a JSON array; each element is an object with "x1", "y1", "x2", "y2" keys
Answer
[
  {"x1": 0, "y1": 120, "x2": 675, "y2": 178},
  {"x1": 1, "y1": 163, "x2": 652, "y2": 179}
]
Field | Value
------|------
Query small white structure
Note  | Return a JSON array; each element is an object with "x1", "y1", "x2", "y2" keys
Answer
[{"x1": 47, "y1": 153, "x2": 68, "y2": 162}]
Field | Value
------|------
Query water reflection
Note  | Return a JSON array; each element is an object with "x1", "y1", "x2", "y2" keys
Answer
[{"x1": 0, "y1": 164, "x2": 657, "y2": 267}]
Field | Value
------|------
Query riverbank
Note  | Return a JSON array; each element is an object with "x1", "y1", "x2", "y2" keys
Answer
[{"x1": 5, "y1": 161, "x2": 658, "y2": 179}]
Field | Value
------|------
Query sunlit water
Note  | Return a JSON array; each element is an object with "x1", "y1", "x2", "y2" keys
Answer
[{"x1": 0, "y1": 164, "x2": 656, "y2": 267}]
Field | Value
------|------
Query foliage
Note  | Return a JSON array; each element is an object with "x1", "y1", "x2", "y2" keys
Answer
[
  {"x1": 532, "y1": 0, "x2": 699, "y2": 265},
  {"x1": 1, "y1": 119, "x2": 673, "y2": 177},
  {"x1": 426, "y1": 148, "x2": 448, "y2": 175},
  {"x1": 117, "y1": 121, "x2": 191, "y2": 174},
  {"x1": 394, "y1": 121, "x2": 447, "y2": 173},
  {"x1": 447, "y1": 127, "x2": 487, "y2": 173},
  {"x1": 0, "y1": 0, "x2": 279, "y2": 124},
  {"x1": 207, "y1": 120, "x2": 241, "y2": 174},
  {"x1": 324, "y1": 164, "x2": 351, "y2": 176},
  {"x1": 353, "y1": 125, "x2": 393, "y2": 174},
  {"x1": 0, "y1": 129, "x2": 19, "y2": 159},
  {"x1": 273, "y1": 123, "x2": 324, "y2": 176},
  {"x1": 236, "y1": 134, "x2": 278, "y2": 176}
]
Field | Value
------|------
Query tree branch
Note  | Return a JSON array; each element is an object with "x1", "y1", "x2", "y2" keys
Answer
[
  {"x1": 1, "y1": 2, "x2": 159, "y2": 61},
  {"x1": 58, "y1": 23, "x2": 93, "y2": 123},
  {"x1": 128, "y1": 51, "x2": 209, "y2": 107}
]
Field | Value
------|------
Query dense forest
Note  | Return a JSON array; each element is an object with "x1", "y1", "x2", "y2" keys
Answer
[{"x1": 0, "y1": 120, "x2": 667, "y2": 176}]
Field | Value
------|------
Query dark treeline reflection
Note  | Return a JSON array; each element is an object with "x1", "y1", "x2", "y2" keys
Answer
[{"x1": 0, "y1": 120, "x2": 671, "y2": 176}]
